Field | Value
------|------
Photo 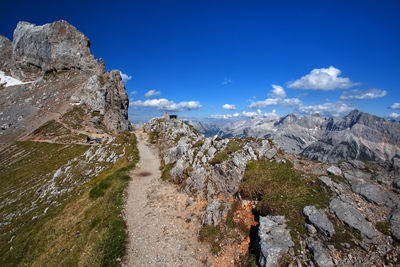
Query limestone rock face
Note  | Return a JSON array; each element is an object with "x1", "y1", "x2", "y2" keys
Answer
[
  {"x1": 0, "y1": 20, "x2": 131, "y2": 139},
  {"x1": 12, "y1": 20, "x2": 99, "y2": 79},
  {"x1": 0, "y1": 35, "x2": 13, "y2": 72},
  {"x1": 258, "y1": 215, "x2": 294, "y2": 267}
]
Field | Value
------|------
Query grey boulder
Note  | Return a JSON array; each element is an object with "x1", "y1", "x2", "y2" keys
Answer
[
  {"x1": 258, "y1": 215, "x2": 294, "y2": 267},
  {"x1": 327, "y1": 165, "x2": 342, "y2": 177},
  {"x1": 329, "y1": 196, "x2": 377, "y2": 239},
  {"x1": 303, "y1": 206, "x2": 335, "y2": 239}
]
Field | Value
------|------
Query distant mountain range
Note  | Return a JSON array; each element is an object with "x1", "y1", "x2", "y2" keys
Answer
[{"x1": 189, "y1": 110, "x2": 400, "y2": 164}]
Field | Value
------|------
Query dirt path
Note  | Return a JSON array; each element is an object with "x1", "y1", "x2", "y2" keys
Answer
[{"x1": 124, "y1": 130, "x2": 207, "y2": 267}]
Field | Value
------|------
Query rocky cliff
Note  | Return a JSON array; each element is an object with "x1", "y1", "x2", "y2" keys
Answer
[
  {"x1": 0, "y1": 20, "x2": 130, "y2": 143},
  {"x1": 145, "y1": 117, "x2": 400, "y2": 266}
]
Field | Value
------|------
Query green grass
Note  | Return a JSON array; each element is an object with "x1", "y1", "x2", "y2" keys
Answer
[
  {"x1": 226, "y1": 140, "x2": 242, "y2": 154},
  {"x1": 199, "y1": 225, "x2": 223, "y2": 255},
  {"x1": 239, "y1": 253, "x2": 258, "y2": 267},
  {"x1": 209, "y1": 151, "x2": 229, "y2": 165},
  {"x1": 183, "y1": 121, "x2": 199, "y2": 135},
  {"x1": 33, "y1": 120, "x2": 71, "y2": 136},
  {"x1": 0, "y1": 132, "x2": 139, "y2": 266},
  {"x1": 376, "y1": 221, "x2": 391, "y2": 236},
  {"x1": 161, "y1": 163, "x2": 174, "y2": 182},
  {"x1": 328, "y1": 174, "x2": 345, "y2": 184},
  {"x1": 60, "y1": 106, "x2": 86, "y2": 130},
  {"x1": 192, "y1": 139, "x2": 204, "y2": 148},
  {"x1": 239, "y1": 160, "x2": 331, "y2": 252},
  {"x1": 149, "y1": 131, "x2": 160, "y2": 144}
]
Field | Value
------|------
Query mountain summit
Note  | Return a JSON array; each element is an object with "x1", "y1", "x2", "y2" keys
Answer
[
  {"x1": 0, "y1": 20, "x2": 130, "y2": 143},
  {"x1": 217, "y1": 110, "x2": 400, "y2": 164}
]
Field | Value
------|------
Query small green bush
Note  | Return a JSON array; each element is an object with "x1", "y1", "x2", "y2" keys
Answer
[
  {"x1": 226, "y1": 140, "x2": 242, "y2": 154},
  {"x1": 209, "y1": 151, "x2": 228, "y2": 165},
  {"x1": 161, "y1": 163, "x2": 174, "y2": 182},
  {"x1": 192, "y1": 140, "x2": 204, "y2": 148}
]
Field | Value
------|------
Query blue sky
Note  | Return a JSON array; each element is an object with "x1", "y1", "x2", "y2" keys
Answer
[{"x1": 1, "y1": 0, "x2": 400, "y2": 122}]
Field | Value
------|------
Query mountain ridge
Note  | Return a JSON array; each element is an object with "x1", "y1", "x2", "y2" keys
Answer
[{"x1": 192, "y1": 110, "x2": 400, "y2": 165}]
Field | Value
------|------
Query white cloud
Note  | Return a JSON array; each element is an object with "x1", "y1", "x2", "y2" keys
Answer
[
  {"x1": 119, "y1": 71, "x2": 132, "y2": 83},
  {"x1": 297, "y1": 102, "x2": 355, "y2": 117},
  {"x1": 269, "y1": 84, "x2": 287, "y2": 98},
  {"x1": 390, "y1": 103, "x2": 400, "y2": 109},
  {"x1": 287, "y1": 66, "x2": 358, "y2": 91},
  {"x1": 222, "y1": 104, "x2": 236, "y2": 110},
  {"x1": 340, "y1": 88, "x2": 387, "y2": 100},
  {"x1": 211, "y1": 109, "x2": 279, "y2": 120},
  {"x1": 130, "y1": 90, "x2": 137, "y2": 96},
  {"x1": 210, "y1": 113, "x2": 241, "y2": 119},
  {"x1": 249, "y1": 97, "x2": 301, "y2": 109},
  {"x1": 389, "y1": 112, "x2": 400, "y2": 119},
  {"x1": 131, "y1": 98, "x2": 202, "y2": 111},
  {"x1": 144, "y1": 89, "x2": 161, "y2": 98},
  {"x1": 222, "y1": 78, "x2": 232, "y2": 85}
]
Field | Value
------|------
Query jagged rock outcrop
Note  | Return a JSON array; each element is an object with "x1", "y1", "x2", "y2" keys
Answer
[
  {"x1": 0, "y1": 35, "x2": 13, "y2": 72},
  {"x1": 11, "y1": 20, "x2": 100, "y2": 80},
  {"x1": 146, "y1": 117, "x2": 400, "y2": 266},
  {"x1": 0, "y1": 20, "x2": 131, "y2": 142}
]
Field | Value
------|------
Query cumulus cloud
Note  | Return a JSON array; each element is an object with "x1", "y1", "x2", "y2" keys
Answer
[
  {"x1": 222, "y1": 78, "x2": 232, "y2": 85},
  {"x1": 249, "y1": 97, "x2": 301, "y2": 109},
  {"x1": 131, "y1": 98, "x2": 202, "y2": 111},
  {"x1": 144, "y1": 89, "x2": 161, "y2": 98},
  {"x1": 390, "y1": 103, "x2": 400, "y2": 109},
  {"x1": 269, "y1": 84, "x2": 287, "y2": 98},
  {"x1": 297, "y1": 102, "x2": 354, "y2": 117},
  {"x1": 222, "y1": 104, "x2": 236, "y2": 110},
  {"x1": 340, "y1": 88, "x2": 387, "y2": 100},
  {"x1": 287, "y1": 66, "x2": 358, "y2": 91},
  {"x1": 389, "y1": 112, "x2": 400, "y2": 119},
  {"x1": 119, "y1": 71, "x2": 132, "y2": 83},
  {"x1": 130, "y1": 90, "x2": 137, "y2": 96}
]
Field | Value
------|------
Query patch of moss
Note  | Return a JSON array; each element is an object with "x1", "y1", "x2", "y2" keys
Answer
[
  {"x1": 199, "y1": 225, "x2": 223, "y2": 255},
  {"x1": 328, "y1": 174, "x2": 345, "y2": 184},
  {"x1": 193, "y1": 139, "x2": 204, "y2": 148},
  {"x1": 376, "y1": 221, "x2": 391, "y2": 236},
  {"x1": 161, "y1": 163, "x2": 174, "y2": 182},
  {"x1": 239, "y1": 252, "x2": 258, "y2": 267},
  {"x1": 226, "y1": 140, "x2": 242, "y2": 154},
  {"x1": 209, "y1": 151, "x2": 229, "y2": 165},
  {"x1": 174, "y1": 135, "x2": 183, "y2": 143}
]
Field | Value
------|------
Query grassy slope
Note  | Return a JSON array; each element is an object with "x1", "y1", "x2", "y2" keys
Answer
[{"x1": 0, "y1": 132, "x2": 139, "y2": 266}]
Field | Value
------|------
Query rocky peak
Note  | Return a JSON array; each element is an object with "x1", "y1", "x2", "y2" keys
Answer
[
  {"x1": 0, "y1": 20, "x2": 131, "y2": 142},
  {"x1": 10, "y1": 20, "x2": 101, "y2": 80},
  {"x1": 0, "y1": 35, "x2": 13, "y2": 72}
]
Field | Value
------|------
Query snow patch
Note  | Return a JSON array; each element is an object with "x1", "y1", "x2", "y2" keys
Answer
[{"x1": 0, "y1": 71, "x2": 32, "y2": 87}]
